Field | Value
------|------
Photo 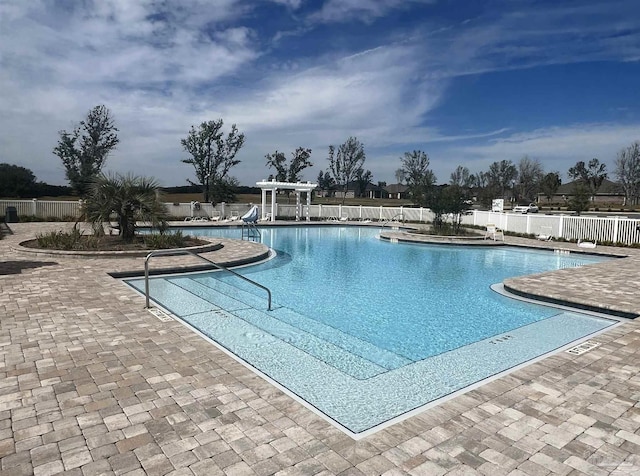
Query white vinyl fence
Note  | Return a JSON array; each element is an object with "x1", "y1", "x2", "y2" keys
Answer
[
  {"x1": 2, "y1": 200, "x2": 639, "y2": 245},
  {"x1": 0, "y1": 199, "x2": 83, "y2": 219},
  {"x1": 465, "y1": 211, "x2": 640, "y2": 246}
]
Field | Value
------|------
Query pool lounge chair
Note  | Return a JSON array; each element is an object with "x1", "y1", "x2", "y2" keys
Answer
[
  {"x1": 535, "y1": 226, "x2": 553, "y2": 241},
  {"x1": 577, "y1": 239, "x2": 597, "y2": 249},
  {"x1": 225, "y1": 211, "x2": 240, "y2": 222},
  {"x1": 484, "y1": 224, "x2": 504, "y2": 241}
]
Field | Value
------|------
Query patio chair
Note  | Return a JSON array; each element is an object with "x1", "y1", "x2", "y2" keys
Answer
[
  {"x1": 535, "y1": 226, "x2": 553, "y2": 241},
  {"x1": 484, "y1": 224, "x2": 504, "y2": 241},
  {"x1": 577, "y1": 239, "x2": 597, "y2": 249},
  {"x1": 226, "y1": 211, "x2": 240, "y2": 221}
]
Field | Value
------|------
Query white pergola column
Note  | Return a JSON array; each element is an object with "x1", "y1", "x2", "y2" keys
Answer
[
  {"x1": 270, "y1": 187, "x2": 277, "y2": 222},
  {"x1": 261, "y1": 188, "x2": 267, "y2": 220},
  {"x1": 255, "y1": 180, "x2": 318, "y2": 223}
]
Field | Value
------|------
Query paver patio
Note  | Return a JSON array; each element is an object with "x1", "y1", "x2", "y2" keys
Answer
[{"x1": 1, "y1": 222, "x2": 639, "y2": 475}]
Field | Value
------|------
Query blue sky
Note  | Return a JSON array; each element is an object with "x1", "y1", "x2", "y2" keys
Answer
[{"x1": 1, "y1": 0, "x2": 639, "y2": 188}]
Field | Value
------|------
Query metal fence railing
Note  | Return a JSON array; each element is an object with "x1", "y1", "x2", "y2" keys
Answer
[{"x1": 2, "y1": 199, "x2": 639, "y2": 245}]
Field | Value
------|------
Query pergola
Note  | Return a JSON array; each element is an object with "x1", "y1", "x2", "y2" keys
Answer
[{"x1": 256, "y1": 180, "x2": 318, "y2": 222}]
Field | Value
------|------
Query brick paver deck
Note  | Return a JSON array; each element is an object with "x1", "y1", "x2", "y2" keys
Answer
[{"x1": 1, "y1": 223, "x2": 639, "y2": 475}]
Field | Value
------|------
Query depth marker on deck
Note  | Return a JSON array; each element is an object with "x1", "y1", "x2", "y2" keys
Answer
[
  {"x1": 566, "y1": 340, "x2": 600, "y2": 355},
  {"x1": 148, "y1": 307, "x2": 173, "y2": 322}
]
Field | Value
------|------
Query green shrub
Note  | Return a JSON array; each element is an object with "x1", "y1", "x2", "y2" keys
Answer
[
  {"x1": 143, "y1": 231, "x2": 187, "y2": 249},
  {"x1": 36, "y1": 227, "x2": 85, "y2": 250}
]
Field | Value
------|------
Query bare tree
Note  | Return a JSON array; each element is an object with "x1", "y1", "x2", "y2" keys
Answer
[
  {"x1": 487, "y1": 160, "x2": 517, "y2": 200},
  {"x1": 328, "y1": 137, "x2": 366, "y2": 205},
  {"x1": 180, "y1": 119, "x2": 245, "y2": 203},
  {"x1": 450, "y1": 165, "x2": 474, "y2": 188},
  {"x1": 400, "y1": 150, "x2": 436, "y2": 207},
  {"x1": 615, "y1": 141, "x2": 640, "y2": 206},
  {"x1": 517, "y1": 156, "x2": 544, "y2": 202},
  {"x1": 53, "y1": 105, "x2": 119, "y2": 196},
  {"x1": 394, "y1": 168, "x2": 406, "y2": 184}
]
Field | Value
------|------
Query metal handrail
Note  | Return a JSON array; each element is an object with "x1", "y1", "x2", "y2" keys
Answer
[
  {"x1": 380, "y1": 213, "x2": 405, "y2": 230},
  {"x1": 144, "y1": 249, "x2": 272, "y2": 311}
]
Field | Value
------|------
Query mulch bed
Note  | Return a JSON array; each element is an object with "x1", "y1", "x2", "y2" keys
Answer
[{"x1": 21, "y1": 235, "x2": 209, "y2": 251}]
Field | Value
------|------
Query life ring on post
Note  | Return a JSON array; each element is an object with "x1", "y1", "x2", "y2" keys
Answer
[{"x1": 193, "y1": 201, "x2": 201, "y2": 211}]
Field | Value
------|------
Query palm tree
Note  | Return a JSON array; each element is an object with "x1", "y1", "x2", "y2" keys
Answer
[{"x1": 84, "y1": 173, "x2": 169, "y2": 241}]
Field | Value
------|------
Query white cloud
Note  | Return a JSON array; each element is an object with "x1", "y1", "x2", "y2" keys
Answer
[
  {"x1": 443, "y1": 124, "x2": 640, "y2": 181},
  {"x1": 1, "y1": 0, "x2": 639, "y2": 188},
  {"x1": 309, "y1": 0, "x2": 436, "y2": 24}
]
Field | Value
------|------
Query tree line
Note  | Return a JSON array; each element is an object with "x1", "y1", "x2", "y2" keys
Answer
[{"x1": 2, "y1": 104, "x2": 639, "y2": 213}]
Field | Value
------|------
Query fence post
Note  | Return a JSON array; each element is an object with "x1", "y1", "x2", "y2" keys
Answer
[
  {"x1": 318, "y1": 204, "x2": 323, "y2": 220},
  {"x1": 32, "y1": 198, "x2": 37, "y2": 217},
  {"x1": 379, "y1": 206, "x2": 383, "y2": 221},
  {"x1": 526, "y1": 215, "x2": 531, "y2": 234},
  {"x1": 339, "y1": 204, "x2": 342, "y2": 219},
  {"x1": 613, "y1": 216, "x2": 619, "y2": 243},
  {"x1": 558, "y1": 214, "x2": 564, "y2": 239}
]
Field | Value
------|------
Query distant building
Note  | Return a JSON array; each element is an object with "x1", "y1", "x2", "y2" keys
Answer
[
  {"x1": 384, "y1": 183, "x2": 409, "y2": 199},
  {"x1": 537, "y1": 179, "x2": 624, "y2": 204}
]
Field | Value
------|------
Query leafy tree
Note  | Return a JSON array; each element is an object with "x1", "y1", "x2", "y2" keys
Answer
[
  {"x1": 53, "y1": 105, "x2": 119, "y2": 196},
  {"x1": 487, "y1": 160, "x2": 517, "y2": 200},
  {"x1": 517, "y1": 156, "x2": 544, "y2": 202},
  {"x1": 429, "y1": 185, "x2": 471, "y2": 234},
  {"x1": 265, "y1": 147, "x2": 313, "y2": 183},
  {"x1": 568, "y1": 158, "x2": 607, "y2": 201},
  {"x1": 0, "y1": 163, "x2": 37, "y2": 198},
  {"x1": 568, "y1": 181, "x2": 591, "y2": 215},
  {"x1": 540, "y1": 172, "x2": 562, "y2": 203},
  {"x1": 354, "y1": 168, "x2": 372, "y2": 197},
  {"x1": 83, "y1": 173, "x2": 169, "y2": 241},
  {"x1": 328, "y1": 137, "x2": 366, "y2": 205},
  {"x1": 317, "y1": 170, "x2": 335, "y2": 193},
  {"x1": 400, "y1": 150, "x2": 436, "y2": 207},
  {"x1": 181, "y1": 119, "x2": 245, "y2": 204},
  {"x1": 615, "y1": 141, "x2": 640, "y2": 206},
  {"x1": 473, "y1": 171, "x2": 493, "y2": 208}
]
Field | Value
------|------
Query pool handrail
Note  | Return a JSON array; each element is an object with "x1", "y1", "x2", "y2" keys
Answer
[
  {"x1": 143, "y1": 249, "x2": 272, "y2": 311},
  {"x1": 380, "y1": 213, "x2": 405, "y2": 229}
]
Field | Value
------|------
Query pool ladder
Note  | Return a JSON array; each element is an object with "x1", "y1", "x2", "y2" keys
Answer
[
  {"x1": 143, "y1": 249, "x2": 272, "y2": 311},
  {"x1": 380, "y1": 213, "x2": 405, "y2": 230}
]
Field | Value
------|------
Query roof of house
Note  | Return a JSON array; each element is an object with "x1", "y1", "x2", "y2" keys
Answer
[
  {"x1": 384, "y1": 183, "x2": 408, "y2": 194},
  {"x1": 555, "y1": 179, "x2": 622, "y2": 195}
]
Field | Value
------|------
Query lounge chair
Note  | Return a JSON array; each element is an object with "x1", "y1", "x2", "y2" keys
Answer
[
  {"x1": 535, "y1": 226, "x2": 553, "y2": 241},
  {"x1": 484, "y1": 224, "x2": 504, "y2": 241},
  {"x1": 225, "y1": 211, "x2": 240, "y2": 222},
  {"x1": 577, "y1": 239, "x2": 597, "y2": 249}
]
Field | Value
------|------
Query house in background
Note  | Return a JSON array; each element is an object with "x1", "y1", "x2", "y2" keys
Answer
[
  {"x1": 384, "y1": 183, "x2": 409, "y2": 199},
  {"x1": 538, "y1": 179, "x2": 624, "y2": 205},
  {"x1": 364, "y1": 183, "x2": 388, "y2": 199}
]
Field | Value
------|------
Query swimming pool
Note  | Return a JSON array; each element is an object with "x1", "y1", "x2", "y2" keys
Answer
[{"x1": 126, "y1": 226, "x2": 617, "y2": 435}]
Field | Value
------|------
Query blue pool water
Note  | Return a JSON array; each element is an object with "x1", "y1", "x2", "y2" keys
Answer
[{"x1": 127, "y1": 226, "x2": 617, "y2": 434}]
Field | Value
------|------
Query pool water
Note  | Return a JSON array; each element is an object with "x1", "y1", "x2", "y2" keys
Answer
[{"x1": 126, "y1": 226, "x2": 617, "y2": 435}]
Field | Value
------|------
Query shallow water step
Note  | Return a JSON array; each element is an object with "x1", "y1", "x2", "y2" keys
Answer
[{"x1": 181, "y1": 275, "x2": 411, "y2": 371}]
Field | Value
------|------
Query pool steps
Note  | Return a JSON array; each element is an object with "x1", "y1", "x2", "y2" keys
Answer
[{"x1": 132, "y1": 276, "x2": 411, "y2": 379}]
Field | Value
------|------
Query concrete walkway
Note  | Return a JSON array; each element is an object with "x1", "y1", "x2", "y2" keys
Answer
[{"x1": 1, "y1": 223, "x2": 640, "y2": 475}]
